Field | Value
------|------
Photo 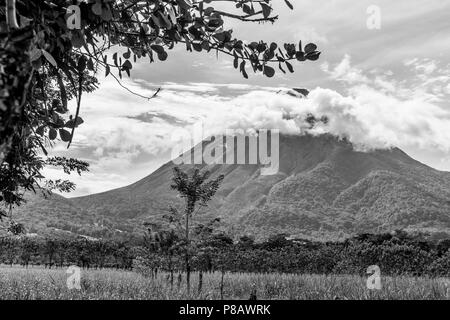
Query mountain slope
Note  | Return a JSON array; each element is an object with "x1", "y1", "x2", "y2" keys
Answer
[
  {"x1": 12, "y1": 134, "x2": 450, "y2": 240},
  {"x1": 69, "y1": 134, "x2": 450, "y2": 240}
]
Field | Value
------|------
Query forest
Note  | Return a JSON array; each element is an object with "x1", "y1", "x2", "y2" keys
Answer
[{"x1": 1, "y1": 230, "x2": 449, "y2": 277}]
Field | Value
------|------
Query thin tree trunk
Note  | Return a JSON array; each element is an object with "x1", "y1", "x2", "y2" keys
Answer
[
  {"x1": 168, "y1": 254, "x2": 174, "y2": 288},
  {"x1": 220, "y1": 270, "x2": 225, "y2": 300},
  {"x1": 185, "y1": 209, "x2": 191, "y2": 294},
  {"x1": 186, "y1": 262, "x2": 191, "y2": 294},
  {"x1": 177, "y1": 272, "x2": 182, "y2": 290},
  {"x1": 198, "y1": 270, "x2": 203, "y2": 294}
]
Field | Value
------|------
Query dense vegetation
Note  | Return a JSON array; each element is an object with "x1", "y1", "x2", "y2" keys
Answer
[
  {"x1": 0, "y1": 236, "x2": 137, "y2": 269},
  {"x1": 1, "y1": 231, "x2": 449, "y2": 277}
]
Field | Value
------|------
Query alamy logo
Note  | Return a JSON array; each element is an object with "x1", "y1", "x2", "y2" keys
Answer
[
  {"x1": 65, "y1": 0, "x2": 89, "y2": 30},
  {"x1": 366, "y1": 5, "x2": 381, "y2": 30},
  {"x1": 171, "y1": 123, "x2": 279, "y2": 175},
  {"x1": 66, "y1": 265, "x2": 81, "y2": 290},
  {"x1": 66, "y1": 5, "x2": 81, "y2": 30}
]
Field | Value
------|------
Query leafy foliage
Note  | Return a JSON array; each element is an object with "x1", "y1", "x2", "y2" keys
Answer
[
  {"x1": 0, "y1": 236, "x2": 136, "y2": 269},
  {"x1": 0, "y1": 0, "x2": 320, "y2": 208},
  {"x1": 133, "y1": 230, "x2": 450, "y2": 277},
  {"x1": 1, "y1": 230, "x2": 449, "y2": 279}
]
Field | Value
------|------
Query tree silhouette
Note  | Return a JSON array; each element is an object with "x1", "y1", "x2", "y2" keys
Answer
[{"x1": 169, "y1": 166, "x2": 224, "y2": 294}]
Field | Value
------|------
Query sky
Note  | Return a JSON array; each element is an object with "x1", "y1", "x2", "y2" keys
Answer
[{"x1": 44, "y1": 0, "x2": 450, "y2": 197}]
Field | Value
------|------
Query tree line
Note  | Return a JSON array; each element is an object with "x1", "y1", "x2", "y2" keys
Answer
[
  {"x1": 1, "y1": 230, "x2": 449, "y2": 279},
  {"x1": 135, "y1": 230, "x2": 450, "y2": 278},
  {"x1": 0, "y1": 237, "x2": 136, "y2": 270}
]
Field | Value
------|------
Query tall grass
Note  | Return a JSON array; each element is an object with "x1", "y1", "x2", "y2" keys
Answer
[{"x1": 0, "y1": 265, "x2": 448, "y2": 300}]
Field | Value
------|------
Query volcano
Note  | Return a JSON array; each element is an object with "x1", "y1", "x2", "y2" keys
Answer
[{"x1": 13, "y1": 133, "x2": 450, "y2": 240}]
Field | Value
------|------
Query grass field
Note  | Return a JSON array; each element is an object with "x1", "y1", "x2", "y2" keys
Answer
[{"x1": 0, "y1": 265, "x2": 448, "y2": 300}]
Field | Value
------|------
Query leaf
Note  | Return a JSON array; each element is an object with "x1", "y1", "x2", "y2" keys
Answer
[
  {"x1": 284, "y1": 0, "x2": 294, "y2": 10},
  {"x1": 242, "y1": 4, "x2": 254, "y2": 15},
  {"x1": 78, "y1": 56, "x2": 87, "y2": 72},
  {"x1": 158, "y1": 11, "x2": 172, "y2": 29},
  {"x1": 306, "y1": 51, "x2": 321, "y2": 61},
  {"x1": 213, "y1": 32, "x2": 226, "y2": 43},
  {"x1": 284, "y1": 43, "x2": 296, "y2": 57},
  {"x1": 59, "y1": 129, "x2": 72, "y2": 142},
  {"x1": 204, "y1": 7, "x2": 214, "y2": 16},
  {"x1": 278, "y1": 63, "x2": 286, "y2": 74},
  {"x1": 305, "y1": 43, "x2": 317, "y2": 54},
  {"x1": 285, "y1": 61, "x2": 294, "y2": 73},
  {"x1": 29, "y1": 48, "x2": 42, "y2": 62},
  {"x1": 240, "y1": 60, "x2": 248, "y2": 79},
  {"x1": 123, "y1": 49, "x2": 131, "y2": 59},
  {"x1": 113, "y1": 52, "x2": 118, "y2": 66},
  {"x1": 157, "y1": 51, "x2": 168, "y2": 61},
  {"x1": 151, "y1": 14, "x2": 162, "y2": 28},
  {"x1": 105, "y1": 64, "x2": 110, "y2": 77},
  {"x1": 192, "y1": 43, "x2": 202, "y2": 52},
  {"x1": 122, "y1": 60, "x2": 132, "y2": 70},
  {"x1": 71, "y1": 31, "x2": 85, "y2": 48},
  {"x1": 201, "y1": 41, "x2": 210, "y2": 51},
  {"x1": 296, "y1": 51, "x2": 306, "y2": 61},
  {"x1": 260, "y1": 3, "x2": 272, "y2": 19},
  {"x1": 36, "y1": 126, "x2": 45, "y2": 136},
  {"x1": 150, "y1": 45, "x2": 165, "y2": 55},
  {"x1": 65, "y1": 117, "x2": 84, "y2": 128},
  {"x1": 87, "y1": 58, "x2": 94, "y2": 71},
  {"x1": 49, "y1": 128, "x2": 57, "y2": 140},
  {"x1": 269, "y1": 42, "x2": 277, "y2": 52},
  {"x1": 263, "y1": 65, "x2": 275, "y2": 78},
  {"x1": 92, "y1": 0, "x2": 102, "y2": 15}
]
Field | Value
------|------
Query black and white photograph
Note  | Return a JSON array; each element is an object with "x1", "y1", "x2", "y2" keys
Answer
[{"x1": 1, "y1": 0, "x2": 450, "y2": 308}]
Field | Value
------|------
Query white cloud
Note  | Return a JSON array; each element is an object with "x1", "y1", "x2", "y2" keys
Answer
[
  {"x1": 324, "y1": 55, "x2": 450, "y2": 103},
  {"x1": 321, "y1": 55, "x2": 370, "y2": 84},
  {"x1": 49, "y1": 61, "x2": 450, "y2": 197},
  {"x1": 187, "y1": 86, "x2": 450, "y2": 153},
  {"x1": 405, "y1": 58, "x2": 438, "y2": 75}
]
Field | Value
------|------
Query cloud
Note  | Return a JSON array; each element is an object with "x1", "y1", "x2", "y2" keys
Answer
[
  {"x1": 412, "y1": 60, "x2": 437, "y2": 75},
  {"x1": 161, "y1": 55, "x2": 450, "y2": 155},
  {"x1": 49, "y1": 57, "x2": 450, "y2": 197},
  {"x1": 183, "y1": 86, "x2": 450, "y2": 153},
  {"x1": 321, "y1": 55, "x2": 370, "y2": 84},
  {"x1": 323, "y1": 55, "x2": 450, "y2": 103}
]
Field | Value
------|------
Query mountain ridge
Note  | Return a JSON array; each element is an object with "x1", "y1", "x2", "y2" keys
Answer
[{"x1": 11, "y1": 133, "x2": 450, "y2": 241}]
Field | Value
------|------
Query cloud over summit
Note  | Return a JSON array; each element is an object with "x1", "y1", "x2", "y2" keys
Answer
[{"x1": 50, "y1": 53, "x2": 450, "y2": 196}]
